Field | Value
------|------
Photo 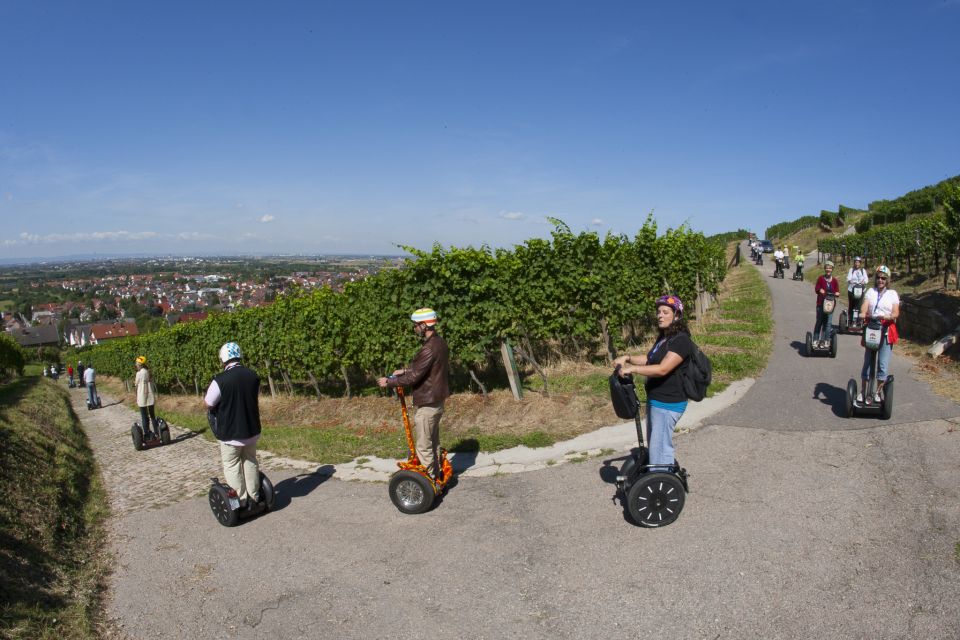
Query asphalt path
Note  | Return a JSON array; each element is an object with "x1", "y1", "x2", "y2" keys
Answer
[{"x1": 96, "y1": 246, "x2": 960, "y2": 639}]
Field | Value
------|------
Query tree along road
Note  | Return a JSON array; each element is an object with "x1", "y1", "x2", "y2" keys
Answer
[{"x1": 80, "y1": 247, "x2": 960, "y2": 639}]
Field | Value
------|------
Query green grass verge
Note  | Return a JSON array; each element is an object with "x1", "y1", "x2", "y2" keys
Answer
[
  {"x1": 129, "y1": 406, "x2": 557, "y2": 463},
  {"x1": 0, "y1": 377, "x2": 110, "y2": 639}
]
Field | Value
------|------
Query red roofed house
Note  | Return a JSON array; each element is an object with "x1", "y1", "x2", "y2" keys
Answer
[{"x1": 89, "y1": 320, "x2": 139, "y2": 344}]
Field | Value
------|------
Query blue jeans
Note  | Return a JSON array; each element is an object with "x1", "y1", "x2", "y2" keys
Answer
[
  {"x1": 813, "y1": 306, "x2": 833, "y2": 342},
  {"x1": 646, "y1": 402, "x2": 684, "y2": 471},
  {"x1": 87, "y1": 382, "x2": 97, "y2": 406},
  {"x1": 861, "y1": 339, "x2": 893, "y2": 382}
]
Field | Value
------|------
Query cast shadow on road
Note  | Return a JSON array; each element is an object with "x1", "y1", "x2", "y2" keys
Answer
[
  {"x1": 598, "y1": 451, "x2": 633, "y2": 485},
  {"x1": 813, "y1": 382, "x2": 850, "y2": 417},
  {"x1": 273, "y1": 464, "x2": 336, "y2": 511},
  {"x1": 599, "y1": 453, "x2": 642, "y2": 526},
  {"x1": 448, "y1": 438, "x2": 479, "y2": 474}
]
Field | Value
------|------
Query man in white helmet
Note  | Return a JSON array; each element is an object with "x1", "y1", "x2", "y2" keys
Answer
[
  {"x1": 378, "y1": 308, "x2": 450, "y2": 479},
  {"x1": 204, "y1": 342, "x2": 264, "y2": 513}
]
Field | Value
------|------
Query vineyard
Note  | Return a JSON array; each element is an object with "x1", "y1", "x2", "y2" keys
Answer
[
  {"x1": 80, "y1": 217, "x2": 726, "y2": 397},
  {"x1": 0, "y1": 333, "x2": 26, "y2": 382}
]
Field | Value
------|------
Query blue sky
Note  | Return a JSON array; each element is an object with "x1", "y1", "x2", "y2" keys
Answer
[{"x1": 2, "y1": 0, "x2": 958, "y2": 259}]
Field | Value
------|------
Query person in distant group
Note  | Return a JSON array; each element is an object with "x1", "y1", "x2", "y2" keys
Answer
[
  {"x1": 846, "y1": 256, "x2": 869, "y2": 316},
  {"x1": 613, "y1": 295, "x2": 694, "y2": 472},
  {"x1": 377, "y1": 308, "x2": 450, "y2": 480},
  {"x1": 67, "y1": 363, "x2": 74, "y2": 385},
  {"x1": 135, "y1": 356, "x2": 159, "y2": 438},
  {"x1": 77, "y1": 361, "x2": 86, "y2": 387},
  {"x1": 813, "y1": 261, "x2": 840, "y2": 348},
  {"x1": 859, "y1": 265, "x2": 900, "y2": 405},
  {"x1": 42, "y1": 365, "x2": 49, "y2": 377},
  {"x1": 773, "y1": 246, "x2": 785, "y2": 277},
  {"x1": 83, "y1": 364, "x2": 97, "y2": 407},
  {"x1": 794, "y1": 246, "x2": 805, "y2": 278},
  {"x1": 204, "y1": 342, "x2": 264, "y2": 513}
]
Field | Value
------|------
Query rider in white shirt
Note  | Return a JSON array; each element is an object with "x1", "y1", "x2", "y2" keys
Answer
[
  {"x1": 846, "y1": 256, "x2": 869, "y2": 318},
  {"x1": 773, "y1": 248, "x2": 785, "y2": 276}
]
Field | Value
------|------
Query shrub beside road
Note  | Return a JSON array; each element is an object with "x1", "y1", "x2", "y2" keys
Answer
[{"x1": 0, "y1": 377, "x2": 110, "y2": 640}]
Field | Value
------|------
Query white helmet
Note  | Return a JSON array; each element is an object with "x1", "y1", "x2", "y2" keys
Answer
[{"x1": 219, "y1": 342, "x2": 242, "y2": 364}]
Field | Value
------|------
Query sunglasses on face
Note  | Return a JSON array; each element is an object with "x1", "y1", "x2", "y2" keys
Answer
[{"x1": 876, "y1": 276, "x2": 888, "y2": 281}]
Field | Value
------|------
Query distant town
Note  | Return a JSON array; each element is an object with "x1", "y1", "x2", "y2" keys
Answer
[{"x1": 2, "y1": 255, "x2": 402, "y2": 351}]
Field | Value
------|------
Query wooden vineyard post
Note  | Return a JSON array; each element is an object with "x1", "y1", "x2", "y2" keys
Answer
[{"x1": 500, "y1": 339, "x2": 523, "y2": 401}]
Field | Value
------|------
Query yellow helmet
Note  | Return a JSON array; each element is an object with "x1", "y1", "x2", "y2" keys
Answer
[{"x1": 135, "y1": 356, "x2": 147, "y2": 365}]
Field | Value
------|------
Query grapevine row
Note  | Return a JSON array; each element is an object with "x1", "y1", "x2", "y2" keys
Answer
[
  {"x1": 80, "y1": 217, "x2": 726, "y2": 396},
  {"x1": 0, "y1": 333, "x2": 26, "y2": 382}
]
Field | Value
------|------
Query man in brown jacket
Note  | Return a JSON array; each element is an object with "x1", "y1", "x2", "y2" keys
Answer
[{"x1": 378, "y1": 308, "x2": 450, "y2": 478}]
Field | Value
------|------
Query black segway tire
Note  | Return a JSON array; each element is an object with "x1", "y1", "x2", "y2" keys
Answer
[
  {"x1": 389, "y1": 470, "x2": 435, "y2": 515},
  {"x1": 830, "y1": 333, "x2": 838, "y2": 358},
  {"x1": 131, "y1": 423, "x2": 144, "y2": 451},
  {"x1": 882, "y1": 376, "x2": 894, "y2": 420},
  {"x1": 839, "y1": 311, "x2": 848, "y2": 334},
  {"x1": 845, "y1": 379, "x2": 857, "y2": 418},
  {"x1": 805, "y1": 332, "x2": 813, "y2": 357},
  {"x1": 259, "y1": 473, "x2": 275, "y2": 512},
  {"x1": 625, "y1": 472, "x2": 686, "y2": 528},
  {"x1": 208, "y1": 484, "x2": 240, "y2": 527}
]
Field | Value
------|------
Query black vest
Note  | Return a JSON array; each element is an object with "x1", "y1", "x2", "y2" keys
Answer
[{"x1": 213, "y1": 365, "x2": 262, "y2": 441}]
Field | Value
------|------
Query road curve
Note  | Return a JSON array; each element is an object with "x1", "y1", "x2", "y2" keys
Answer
[{"x1": 82, "y1": 245, "x2": 960, "y2": 639}]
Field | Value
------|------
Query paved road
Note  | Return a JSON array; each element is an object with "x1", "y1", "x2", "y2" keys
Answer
[
  {"x1": 80, "y1": 248, "x2": 960, "y2": 639},
  {"x1": 713, "y1": 253, "x2": 958, "y2": 430}
]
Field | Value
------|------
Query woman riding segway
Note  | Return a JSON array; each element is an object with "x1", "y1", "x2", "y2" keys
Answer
[
  {"x1": 857, "y1": 265, "x2": 900, "y2": 406},
  {"x1": 812, "y1": 261, "x2": 840, "y2": 350},
  {"x1": 613, "y1": 295, "x2": 696, "y2": 527}
]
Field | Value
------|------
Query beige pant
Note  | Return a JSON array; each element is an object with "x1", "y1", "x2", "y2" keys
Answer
[
  {"x1": 219, "y1": 441, "x2": 260, "y2": 503},
  {"x1": 413, "y1": 402, "x2": 444, "y2": 475}
]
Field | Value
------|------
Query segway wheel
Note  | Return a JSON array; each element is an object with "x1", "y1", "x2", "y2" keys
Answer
[
  {"x1": 838, "y1": 311, "x2": 848, "y2": 334},
  {"x1": 389, "y1": 470, "x2": 435, "y2": 515},
  {"x1": 131, "y1": 423, "x2": 144, "y2": 451},
  {"x1": 208, "y1": 484, "x2": 240, "y2": 527},
  {"x1": 830, "y1": 333, "x2": 838, "y2": 358},
  {"x1": 805, "y1": 332, "x2": 813, "y2": 357},
  {"x1": 881, "y1": 376, "x2": 894, "y2": 420},
  {"x1": 258, "y1": 473, "x2": 275, "y2": 512},
  {"x1": 625, "y1": 472, "x2": 686, "y2": 528},
  {"x1": 845, "y1": 379, "x2": 857, "y2": 418}
]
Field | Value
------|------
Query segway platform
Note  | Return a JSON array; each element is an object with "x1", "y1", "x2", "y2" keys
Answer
[
  {"x1": 805, "y1": 331, "x2": 837, "y2": 358},
  {"x1": 845, "y1": 376, "x2": 894, "y2": 420},
  {"x1": 86, "y1": 395, "x2": 102, "y2": 410},
  {"x1": 208, "y1": 473, "x2": 275, "y2": 527},
  {"x1": 131, "y1": 417, "x2": 172, "y2": 451},
  {"x1": 387, "y1": 385, "x2": 453, "y2": 514}
]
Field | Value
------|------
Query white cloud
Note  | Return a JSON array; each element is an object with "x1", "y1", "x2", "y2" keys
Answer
[
  {"x1": 591, "y1": 218, "x2": 604, "y2": 226},
  {"x1": 500, "y1": 211, "x2": 524, "y2": 220},
  {"x1": 4, "y1": 230, "x2": 160, "y2": 244},
  {"x1": 259, "y1": 214, "x2": 275, "y2": 223}
]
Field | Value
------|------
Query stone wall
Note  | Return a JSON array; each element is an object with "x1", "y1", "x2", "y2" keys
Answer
[{"x1": 899, "y1": 291, "x2": 960, "y2": 344}]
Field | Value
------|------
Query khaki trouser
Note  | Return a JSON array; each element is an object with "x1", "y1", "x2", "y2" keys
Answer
[
  {"x1": 413, "y1": 402, "x2": 444, "y2": 476},
  {"x1": 219, "y1": 441, "x2": 260, "y2": 503}
]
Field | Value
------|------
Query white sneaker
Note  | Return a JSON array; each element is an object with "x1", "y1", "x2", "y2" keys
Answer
[
  {"x1": 856, "y1": 393, "x2": 863, "y2": 404},
  {"x1": 874, "y1": 392, "x2": 882, "y2": 403}
]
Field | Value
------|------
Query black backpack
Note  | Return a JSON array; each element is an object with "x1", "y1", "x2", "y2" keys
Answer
[
  {"x1": 609, "y1": 370, "x2": 641, "y2": 419},
  {"x1": 680, "y1": 341, "x2": 712, "y2": 402}
]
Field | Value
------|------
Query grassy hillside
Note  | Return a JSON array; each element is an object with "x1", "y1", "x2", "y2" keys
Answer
[{"x1": 0, "y1": 378, "x2": 110, "y2": 639}]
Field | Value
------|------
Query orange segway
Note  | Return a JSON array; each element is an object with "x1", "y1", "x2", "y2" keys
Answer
[{"x1": 388, "y1": 385, "x2": 453, "y2": 514}]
